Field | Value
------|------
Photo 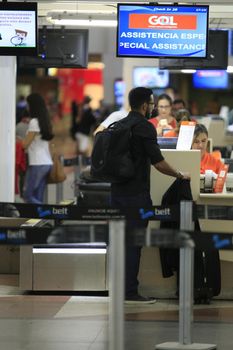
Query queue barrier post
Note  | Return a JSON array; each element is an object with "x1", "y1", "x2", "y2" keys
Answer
[
  {"x1": 155, "y1": 200, "x2": 216, "y2": 350},
  {"x1": 108, "y1": 220, "x2": 125, "y2": 350},
  {"x1": 55, "y1": 155, "x2": 65, "y2": 204}
]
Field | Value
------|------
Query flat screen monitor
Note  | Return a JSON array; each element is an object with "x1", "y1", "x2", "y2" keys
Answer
[
  {"x1": 159, "y1": 30, "x2": 228, "y2": 70},
  {"x1": 114, "y1": 79, "x2": 126, "y2": 106},
  {"x1": 133, "y1": 67, "x2": 169, "y2": 88},
  {"x1": 0, "y1": 2, "x2": 37, "y2": 56},
  {"x1": 117, "y1": 4, "x2": 209, "y2": 58},
  {"x1": 193, "y1": 70, "x2": 228, "y2": 89},
  {"x1": 18, "y1": 27, "x2": 88, "y2": 68},
  {"x1": 157, "y1": 137, "x2": 178, "y2": 149}
]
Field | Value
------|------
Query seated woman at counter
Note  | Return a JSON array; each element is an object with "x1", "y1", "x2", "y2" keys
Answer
[
  {"x1": 191, "y1": 123, "x2": 224, "y2": 174},
  {"x1": 163, "y1": 108, "x2": 191, "y2": 137},
  {"x1": 149, "y1": 94, "x2": 177, "y2": 136}
]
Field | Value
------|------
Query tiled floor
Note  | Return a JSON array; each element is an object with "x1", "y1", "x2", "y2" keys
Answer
[{"x1": 0, "y1": 276, "x2": 233, "y2": 350}]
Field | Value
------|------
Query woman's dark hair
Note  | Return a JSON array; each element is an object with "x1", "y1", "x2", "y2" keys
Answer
[
  {"x1": 128, "y1": 87, "x2": 153, "y2": 110},
  {"x1": 27, "y1": 93, "x2": 54, "y2": 141},
  {"x1": 175, "y1": 108, "x2": 191, "y2": 123},
  {"x1": 157, "y1": 93, "x2": 173, "y2": 106},
  {"x1": 193, "y1": 123, "x2": 208, "y2": 138}
]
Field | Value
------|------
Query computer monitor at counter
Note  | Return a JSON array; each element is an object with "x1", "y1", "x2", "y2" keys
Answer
[{"x1": 157, "y1": 137, "x2": 178, "y2": 149}]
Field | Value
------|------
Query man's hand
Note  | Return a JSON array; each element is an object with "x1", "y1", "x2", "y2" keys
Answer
[{"x1": 177, "y1": 171, "x2": 191, "y2": 180}]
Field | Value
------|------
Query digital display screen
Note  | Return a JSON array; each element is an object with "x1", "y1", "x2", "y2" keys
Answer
[
  {"x1": 133, "y1": 67, "x2": 169, "y2": 88},
  {"x1": 117, "y1": 4, "x2": 209, "y2": 58},
  {"x1": 0, "y1": 2, "x2": 37, "y2": 56},
  {"x1": 157, "y1": 137, "x2": 178, "y2": 149},
  {"x1": 193, "y1": 70, "x2": 228, "y2": 89},
  {"x1": 114, "y1": 79, "x2": 126, "y2": 106}
]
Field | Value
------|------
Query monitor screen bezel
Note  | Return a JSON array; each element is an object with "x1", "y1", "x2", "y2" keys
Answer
[
  {"x1": 116, "y1": 3, "x2": 209, "y2": 59},
  {"x1": 0, "y1": 2, "x2": 37, "y2": 56},
  {"x1": 18, "y1": 27, "x2": 89, "y2": 68},
  {"x1": 159, "y1": 30, "x2": 228, "y2": 70}
]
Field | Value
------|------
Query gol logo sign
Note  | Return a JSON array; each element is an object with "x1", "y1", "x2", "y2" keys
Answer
[{"x1": 129, "y1": 14, "x2": 197, "y2": 30}]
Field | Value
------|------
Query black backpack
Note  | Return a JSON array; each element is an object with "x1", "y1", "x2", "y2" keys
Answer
[{"x1": 90, "y1": 117, "x2": 138, "y2": 183}]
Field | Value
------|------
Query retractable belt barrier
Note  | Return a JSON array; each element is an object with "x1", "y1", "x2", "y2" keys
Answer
[
  {"x1": 1, "y1": 201, "x2": 233, "y2": 221},
  {"x1": 0, "y1": 202, "x2": 179, "y2": 221},
  {"x1": 1, "y1": 200, "x2": 232, "y2": 350},
  {"x1": 0, "y1": 225, "x2": 232, "y2": 251},
  {"x1": 0, "y1": 201, "x2": 232, "y2": 250}
]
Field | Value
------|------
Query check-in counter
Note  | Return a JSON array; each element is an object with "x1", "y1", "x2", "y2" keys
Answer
[
  {"x1": 1, "y1": 149, "x2": 232, "y2": 298},
  {"x1": 197, "y1": 192, "x2": 233, "y2": 299},
  {"x1": 139, "y1": 151, "x2": 233, "y2": 299},
  {"x1": 139, "y1": 150, "x2": 201, "y2": 298}
]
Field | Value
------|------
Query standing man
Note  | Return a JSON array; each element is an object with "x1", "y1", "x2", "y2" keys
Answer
[
  {"x1": 75, "y1": 96, "x2": 97, "y2": 156},
  {"x1": 111, "y1": 87, "x2": 190, "y2": 304},
  {"x1": 172, "y1": 98, "x2": 186, "y2": 113}
]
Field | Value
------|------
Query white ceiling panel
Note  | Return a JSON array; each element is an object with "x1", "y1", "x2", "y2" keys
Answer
[{"x1": 10, "y1": 0, "x2": 233, "y2": 29}]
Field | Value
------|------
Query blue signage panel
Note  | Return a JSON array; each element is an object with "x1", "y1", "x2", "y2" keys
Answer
[{"x1": 117, "y1": 4, "x2": 209, "y2": 58}]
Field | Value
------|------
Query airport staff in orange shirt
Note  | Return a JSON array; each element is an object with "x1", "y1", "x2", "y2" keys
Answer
[{"x1": 191, "y1": 123, "x2": 223, "y2": 174}]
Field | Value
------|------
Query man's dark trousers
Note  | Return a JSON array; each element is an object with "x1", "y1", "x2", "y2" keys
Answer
[{"x1": 111, "y1": 191, "x2": 152, "y2": 298}]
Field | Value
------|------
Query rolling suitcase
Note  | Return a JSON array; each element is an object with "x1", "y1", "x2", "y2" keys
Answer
[
  {"x1": 77, "y1": 166, "x2": 111, "y2": 207},
  {"x1": 77, "y1": 181, "x2": 111, "y2": 207},
  {"x1": 194, "y1": 249, "x2": 221, "y2": 304}
]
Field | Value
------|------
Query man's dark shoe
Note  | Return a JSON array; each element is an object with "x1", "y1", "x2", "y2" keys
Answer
[{"x1": 125, "y1": 294, "x2": 157, "y2": 304}]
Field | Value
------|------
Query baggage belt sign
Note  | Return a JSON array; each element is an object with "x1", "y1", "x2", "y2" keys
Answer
[
  {"x1": 0, "y1": 203, "x2": 179, "y2": 221},
  {"x1": 2, "y1": 202, "x2": 233, "y2": 221}
]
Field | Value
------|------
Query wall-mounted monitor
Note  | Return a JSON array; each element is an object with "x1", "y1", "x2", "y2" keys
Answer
[
  {"x1": 0, "y1": 2, "x2": 37, "y2": 56},
  {"x1": 18, "y1": 27, "x2": 88, "y2": 68},
  {"x1": 114, "y1": 79, "x2": 126, "y2": 107},
  {"x1": 193, "y1": 70, "x2": 228, "y2": 89},
  {"x1": 159, "y1": 30, "x2": 228, "y2": 70},
  {"x1": 117, "y1": 4, "x2": 209, "y2": 58},
  {"x1": 133, "y1": 67, "x2": 169, "y2": 88}
]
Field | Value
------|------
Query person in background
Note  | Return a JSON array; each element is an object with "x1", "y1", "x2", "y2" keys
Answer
[
  {"x1": 70, "y1": 100, "x2": 79, "y2": 140},
  {"x1": 93, "y1": 99, "x2": 111, "y2": 124},
  {"x1": 16, "y1": 108, "x2": 31, "y2": 139},
  {"x1": 164, "y1": 109, "x2": 192, "y2": 137},
  {"x1": 75, "y1": 96, "x2": 97, "y2": 156},
  {"x1": 21, "y1": 93, "x2": 54, "y2": 204},
  {"x1": 172, "y1": 98, "x2": 186, "y2": 113},
  {"x1": 16, "y1": 108, "x2": 31, "y2": 197},
  {"x1": 149, "y1": 94, "x2": 176, "y2": 136},
  {"x1": 191, "y1": 123, "x2": 223, "y2": 174},
  {"x1": 93, "y1": 109, "x2": 128, "y2": 135},
  {"x1": 15, "y1": 139, "x2": 27, "y2": 199},
  {"x1": 111, "y1": 87, "x2": 190, "y2": 304},
  {"x1": 16, "y1": 95, "x2": 27, "y2": 124}
]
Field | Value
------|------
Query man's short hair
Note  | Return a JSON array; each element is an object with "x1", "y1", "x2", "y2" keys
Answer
[
  {"x1": 173, "y1": 98, "x2": 186, "y2": 107},
  {"x1": 128, "y1": 87, "x2": 153, "y2": 110}
]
